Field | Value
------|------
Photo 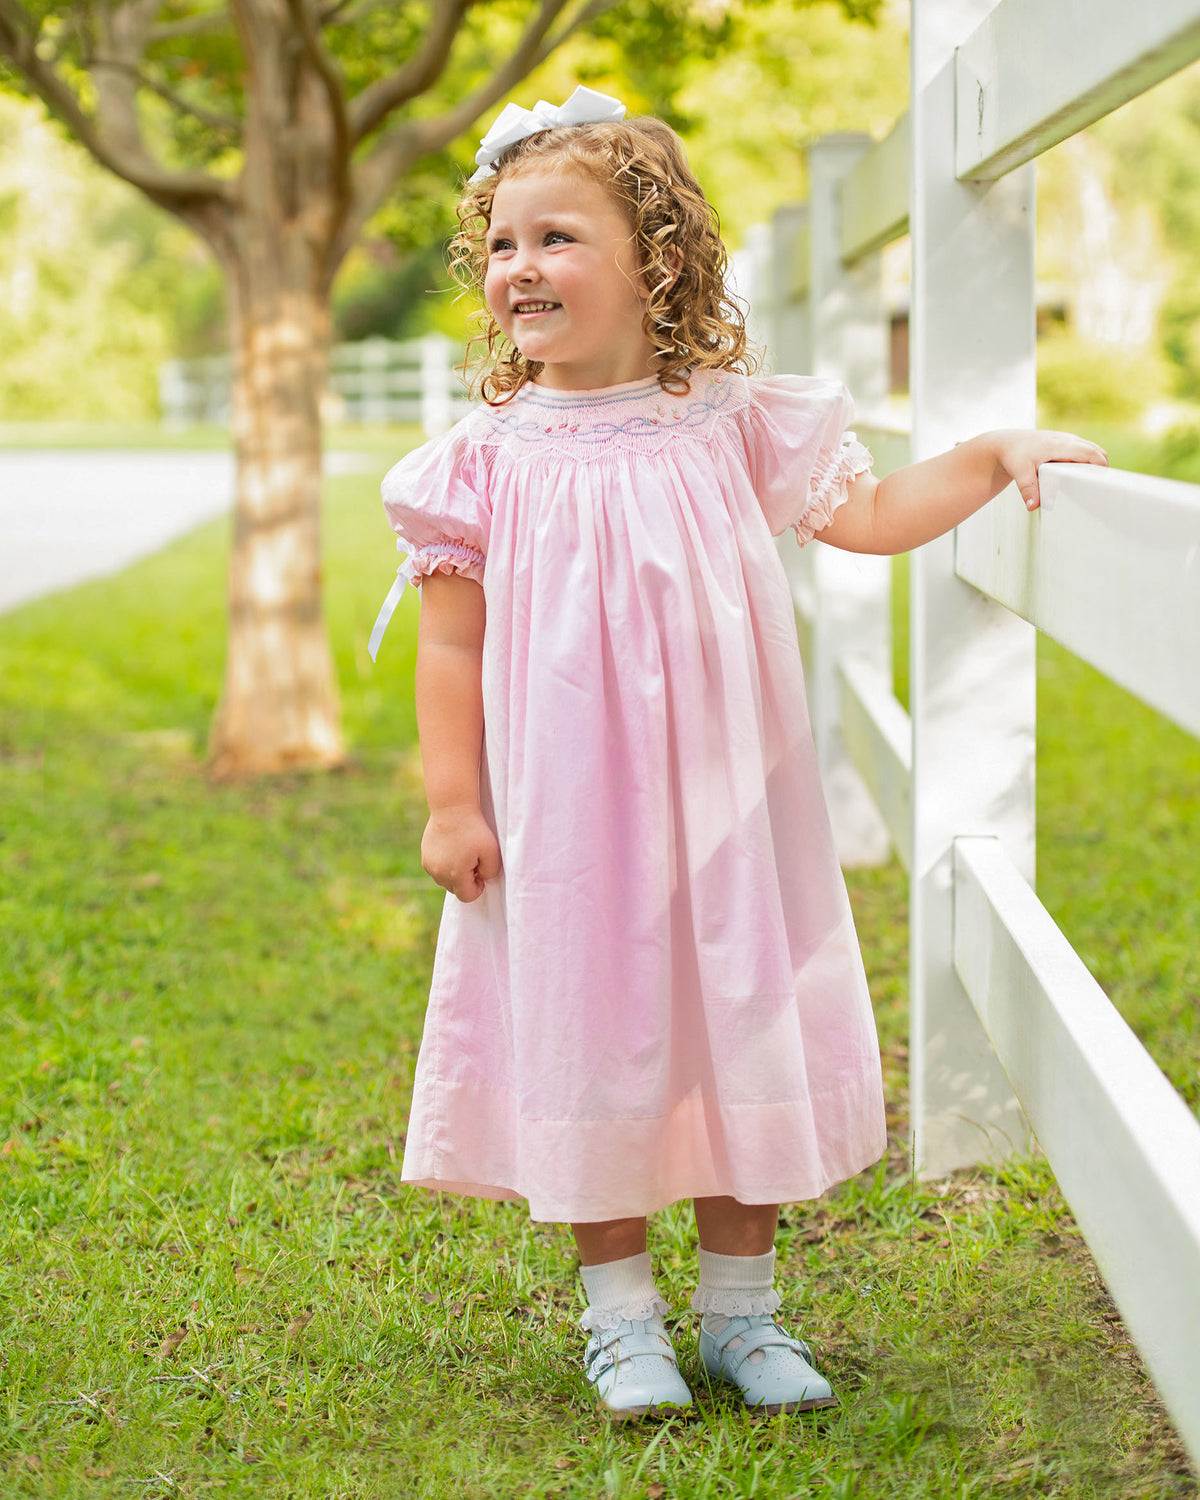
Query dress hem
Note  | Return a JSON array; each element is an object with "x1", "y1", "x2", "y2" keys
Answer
[{"x1": 398, "y1": 1138, "x2": 888, "y2": 1224}]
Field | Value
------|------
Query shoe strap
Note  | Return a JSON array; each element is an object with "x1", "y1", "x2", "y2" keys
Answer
[
  {"x1": 586, "y1": 1317, "x2": 668, "y2": 1353},
  {"x1": 711, "y1": 1321, "x2": 810, "y2": 1373},
  {"x1": 585, "y1": 1324, "x2": 677, "y2": 1380}
]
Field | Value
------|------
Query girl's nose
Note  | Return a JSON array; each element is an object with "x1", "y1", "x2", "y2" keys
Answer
[{"x1": 506, "y1": 249, "x2": 538, "y2": 284}]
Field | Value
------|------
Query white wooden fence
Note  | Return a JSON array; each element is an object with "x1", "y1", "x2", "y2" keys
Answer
[
  {"x1": 158, "y1": 333, "x2": 470, "y2": 433},
  {"x1": 734, "y1": 0, "x2": 1200, "y2": 1462}
]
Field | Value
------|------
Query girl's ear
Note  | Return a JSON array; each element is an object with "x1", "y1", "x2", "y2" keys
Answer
[{"x1": 644, "y1": 245, "x2": 683, "y2": 300}]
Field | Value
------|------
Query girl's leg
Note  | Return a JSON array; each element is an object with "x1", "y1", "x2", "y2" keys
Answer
[
  {"x1": 691, "y1": 1196, "x2": 780, "y2": 1316},
  {"x1": 690, "y1": 1197, "x2": 836, "y2": 1411},
  {"x1": 571, "y1": 1218, "x2": 692, "y2": 1415},
  {"x1": 572, "y1": 1217, "x2": 663, "y2": 1327},
  {"x1": 572, "y1": 1217, "x2": 648, "y2": 1265},
  {"x1": 692, "y1": 1196, "x2": 778, "y2": 1254}
]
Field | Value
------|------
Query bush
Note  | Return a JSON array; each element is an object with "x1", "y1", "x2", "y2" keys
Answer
[{"x1": 1036, "y1": 331, "x2": 1164, "y2": 427}]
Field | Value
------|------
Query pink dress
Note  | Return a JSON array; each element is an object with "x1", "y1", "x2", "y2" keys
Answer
[{"x1": 377, "y1": 368, "x2": 887, "y2": 1223}]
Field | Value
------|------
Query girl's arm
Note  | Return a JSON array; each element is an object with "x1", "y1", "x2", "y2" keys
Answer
[
  {"x1": 414, "y1": 570, "x2": 501, "y2": 903},
  {"x1": 812, "y1": 429, "x2": 1109, "y2": 556}
]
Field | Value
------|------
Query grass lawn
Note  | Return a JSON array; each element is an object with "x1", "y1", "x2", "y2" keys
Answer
[
  {"x1": 1, "y1": 435, "x2": 1197, "y2": 1498},
  {"x1": 0, "y1": 422, "x2": 421, "y2": 458}
]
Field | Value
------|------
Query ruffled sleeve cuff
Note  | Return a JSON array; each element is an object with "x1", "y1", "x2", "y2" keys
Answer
[
  {"x1": 792, "y1": 431, "x2": 874, "y2": 546},
  {"x1": 401, "y1": 537, "x2": 487, "y2": 589},
  {"x1": 370, "y1": 424, "x2": 490, "y2": 662},
  {"x1": 368, "y1": 538, "x2": 487, "y2": 663}
]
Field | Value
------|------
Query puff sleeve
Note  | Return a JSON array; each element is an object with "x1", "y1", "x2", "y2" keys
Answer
[
  {"x1": 742, "y1": 375, "x2": 874, "y2": 544},
  {"x1": 368, "y1": 423, "x2": 491, "y2": 661}
]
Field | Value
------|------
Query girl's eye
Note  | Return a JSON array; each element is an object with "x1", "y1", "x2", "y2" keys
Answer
[
  {"x1": 545, "y1": 231, "x2": 573, "y2": 245},
  {"x1": 488, "y1": 238, "x2": 514, "y2": 255}
]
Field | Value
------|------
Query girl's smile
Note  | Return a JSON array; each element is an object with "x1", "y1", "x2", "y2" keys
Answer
[{"x1": 484, "y1": 170, "x2": 659, "y2": 390}]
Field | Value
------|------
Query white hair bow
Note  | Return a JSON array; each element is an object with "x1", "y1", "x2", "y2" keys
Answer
[{"x1": 468, "y1": 85, "x2": 627, "y2": 183}]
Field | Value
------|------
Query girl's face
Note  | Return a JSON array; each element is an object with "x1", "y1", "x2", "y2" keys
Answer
[{"x1": 484, "y1": 168, "x2": 658, "y2": 391}]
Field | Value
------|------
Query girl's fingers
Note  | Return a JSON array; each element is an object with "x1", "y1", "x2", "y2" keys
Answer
[
  {"x1": 1055, "y1": 435, "x2": 1108, "y2": 464},
  {"x1": 1013, "y1": 462, "x2": 1039, "y2": 510}
]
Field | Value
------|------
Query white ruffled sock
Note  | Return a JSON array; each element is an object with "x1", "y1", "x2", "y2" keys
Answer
[
  {"x1": 579, "y1": 1251, "x2": 669, "y2": 1333},
  {"x1": 690, "y1": 1248, "x2": 782, "y2": 1365}
]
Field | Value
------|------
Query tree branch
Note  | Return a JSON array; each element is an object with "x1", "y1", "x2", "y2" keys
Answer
[
  {"x1": 347, "y1": 0, "x2": 471, "y2": 146},
  {"x1": 284, "y1": 0, "x2": 352, "y2": 244},
  {"x1": 285, "y1": 0, "x2": 349, "y2": 161},
  {"x1": 319, "y1": 0, "x2": 374, "y2": 27},
  {"x1": 0, "y1": 0, "x2": 234, "y2": 206},
  {"x1": 149, "y1": 6, "x2": 233, "y2": 44},
  {"x1": 351, "y1": 0, "x2": 566, "y2": 224},
  {"x1": 406, "y1": 0, "x2": 617, "y2": 159},
  {"x1": 343, "y1": 0, "x2": 620, "y2": 267},
  {"x1": 91, "y1": 52, "x2": 241, "y2": 131}
]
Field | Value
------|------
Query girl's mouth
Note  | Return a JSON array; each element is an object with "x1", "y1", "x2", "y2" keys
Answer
[{"x1": 513, "y1": 301, "x2": 561, "y2": 318}]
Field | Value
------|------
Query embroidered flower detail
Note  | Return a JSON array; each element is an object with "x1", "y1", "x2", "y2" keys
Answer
[{"x1": 480, "y1": 371, "x2": 738, "y2": 457}]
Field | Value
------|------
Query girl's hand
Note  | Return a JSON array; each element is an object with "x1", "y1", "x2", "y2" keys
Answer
[
  {"x1": 421, "y1": 802, "x2": 502, "y2": 902},
  {"x1": 989, "y1": 429, "x2": 1109, "y2": 511}
]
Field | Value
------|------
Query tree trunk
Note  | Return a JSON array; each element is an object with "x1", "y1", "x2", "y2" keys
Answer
[
  {"x1": 205, "y1": 16, "x2": 346, "y2": 782},
  {"x1": 206, "y1": 230, "x2": 345, "y2": 780}
]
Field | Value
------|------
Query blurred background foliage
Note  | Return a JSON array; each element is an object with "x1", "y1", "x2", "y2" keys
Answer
[
  {"x1": 1, "y1": 0, "x2": 1198, "y2": 433},
  {"x1": 0, "y1": 91, "x2": 222, "y2": 421},
  {"x1": 1035, "y1": 60, "x2": 1200, "y2": 433}
]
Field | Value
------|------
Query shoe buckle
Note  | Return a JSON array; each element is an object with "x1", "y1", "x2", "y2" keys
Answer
[{"x1": 586, "y1": 1346, "x2": 616, "y2": 1381}]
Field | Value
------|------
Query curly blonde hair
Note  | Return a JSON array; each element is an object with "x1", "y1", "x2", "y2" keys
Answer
[{"x1": 449, "y1": 115, "x2": 758, "y2": 404}]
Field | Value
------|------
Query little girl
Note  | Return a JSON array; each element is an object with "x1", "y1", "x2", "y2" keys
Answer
[{"x1": 368, "y1": 87, "x2": 1106, "y2": 1419}]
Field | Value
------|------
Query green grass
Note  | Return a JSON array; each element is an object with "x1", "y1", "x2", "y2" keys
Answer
[
  {"x1": 1, "y1": 443, "x2": 1197, "y2": 1497},
  {"x1": 0, "y1": 421, "x2": 422, "y2": 457}
]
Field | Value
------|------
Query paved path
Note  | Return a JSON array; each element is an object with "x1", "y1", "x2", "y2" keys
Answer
[{"x1": 0, "y1": 449, "x2": 373, "y2": 615}]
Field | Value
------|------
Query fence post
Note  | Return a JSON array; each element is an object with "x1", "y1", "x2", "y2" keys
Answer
[
  {"x1": 908, "y1": 0, "x2": 1037, "y2": 1175},
  {"x1": 157, "y1": 361, "x2": 189, "y2": 429},
  {"x1": 768, "y1": 203, "x2": 810, "y2": 378},
  {"x1": 799, "y1": 135, "x2": 893, "y2": 867},
  {"x1": 202, "y1": 355, "x2": 231, "y2": 424},
  {"x1": 729, "y1": 222, "x2": 774, "y2": 359},
  {"x1": 421, "y1": 333, "x2": 454, "y2": 436},
  {"x1": 358, "y1": 337, "x2": 389, "y2": 425}
]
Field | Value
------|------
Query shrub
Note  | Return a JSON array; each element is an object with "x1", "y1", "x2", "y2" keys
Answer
[{"x1": 1036, "y1": 331, "x2": 1164, "y2": 426}]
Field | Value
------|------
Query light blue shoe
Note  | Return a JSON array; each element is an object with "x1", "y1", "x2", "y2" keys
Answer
[
  {"x1": 583, "y1": 1316, "x2": 694, "y2": 1420},
  {"x1": 699, "y1": 1314, "x2": 838, "y2": 1414}
]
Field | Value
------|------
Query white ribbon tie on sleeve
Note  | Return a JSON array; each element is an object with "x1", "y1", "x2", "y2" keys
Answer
[
  {"x1": 469, "y1": 85, "x2": 627, "y2": 182},
  {"x1": 368, "y1": 541, "x2": 418, "y2": 663},
  {"x1": 367, "y1": 568, "x2": 406, "y2": 663}
]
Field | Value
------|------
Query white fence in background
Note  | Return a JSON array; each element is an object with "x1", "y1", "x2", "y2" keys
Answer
[
  {"x1": 158, "y1": 333, "x2": 471, "y2": 435},
  {"x1": 737, "y1": 0, "x2": 1200, "y2": 1463}
]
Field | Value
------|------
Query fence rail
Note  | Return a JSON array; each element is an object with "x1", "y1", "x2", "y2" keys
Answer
[
  {"x1": 956, "y1": 0, "x2": 1200, "y2": 180},
  {"x1": 956, "y1": 462, "x2": 1200, "y2": 738},
  {"x1": 745, "y1": 0, "x2": 1200, "y2": 1462},
  {"x1": 158, "y1": 333, "x2": 470, "y2": 435}
]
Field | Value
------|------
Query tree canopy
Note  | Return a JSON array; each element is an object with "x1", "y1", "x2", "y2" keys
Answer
[{"x1": 1, "y1": 0, "x2": 909, "y2": 416}]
